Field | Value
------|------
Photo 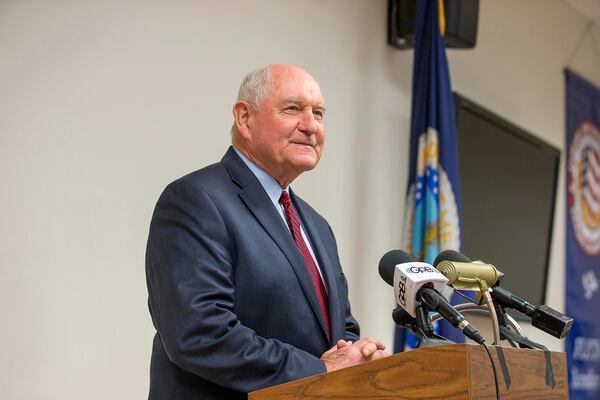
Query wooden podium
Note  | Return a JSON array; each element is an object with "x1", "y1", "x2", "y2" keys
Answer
[{"x1": 248, "y1": 344, "x2": 568, "y2": 400}]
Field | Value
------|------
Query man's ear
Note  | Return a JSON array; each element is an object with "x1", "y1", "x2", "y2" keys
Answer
[{"x1": 232, "y1": 101, "x2": 253, "y2": 139}]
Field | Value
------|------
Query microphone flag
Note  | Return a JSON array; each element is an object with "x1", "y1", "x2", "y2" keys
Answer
[
  {"x1": 566, "y1": 69, "x2": 600, "y2": 400},
  {"x1": 396, "y1": 0, "x2": 464, "y2": 352}
]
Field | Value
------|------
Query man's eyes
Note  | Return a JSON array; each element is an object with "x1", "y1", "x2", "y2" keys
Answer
[{"x1": 283, "y1": 106, "x2": 325, "y2": 120}]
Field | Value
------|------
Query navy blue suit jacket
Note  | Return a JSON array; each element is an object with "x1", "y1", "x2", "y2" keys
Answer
[{"x1": 145, "y1": 147, "x2": 360, "y2": 399}]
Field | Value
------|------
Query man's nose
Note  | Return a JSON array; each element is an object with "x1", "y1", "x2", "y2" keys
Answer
[{"x1": 298, "y1": 110, "x2": 319, "y2": 135}]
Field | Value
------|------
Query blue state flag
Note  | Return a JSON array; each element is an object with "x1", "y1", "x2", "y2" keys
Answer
[{"x1": 396, "y1": 0, "x2": 464, "y2": 352}]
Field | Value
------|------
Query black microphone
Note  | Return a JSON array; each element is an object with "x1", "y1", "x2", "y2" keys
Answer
[
  {"x1": 378, "y1": 249, "x2": 407, "y2": 286},
  {"x1": 392, "y1": 307, "x2": 417, "y2": 331},
  {"x1": 417, "y1": 286, "x2": 485, "y2": 344},
  {"x1": 434, "y1": 250, "x2": 573, "y2": 339},
  {"x1": 433, "y1": 249, "x2": 469, "y2": 268},
  {"x1": 379, "y1": 250, "x2": 485, "y2": 344},
  {"x1": 492, "y1": 286, "x2": 573, "y2": 339}
]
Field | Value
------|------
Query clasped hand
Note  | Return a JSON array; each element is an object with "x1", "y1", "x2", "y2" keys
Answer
[{"x1": 320, "y1": 338, "x2": 389, "y2": 372}]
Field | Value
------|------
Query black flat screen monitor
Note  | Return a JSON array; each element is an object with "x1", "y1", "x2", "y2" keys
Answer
[{"x1": 454, "y1": 94, "x2": 560, "y2": 313}]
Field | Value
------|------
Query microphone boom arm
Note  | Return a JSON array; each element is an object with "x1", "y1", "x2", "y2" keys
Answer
[{"x1": 474, "y1": 278, "x2": 502, "y2": 345}]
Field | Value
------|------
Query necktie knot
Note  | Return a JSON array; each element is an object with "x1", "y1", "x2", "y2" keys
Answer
[{"x1": 279, "y1": 190, "x2": 292, "y2": 207}]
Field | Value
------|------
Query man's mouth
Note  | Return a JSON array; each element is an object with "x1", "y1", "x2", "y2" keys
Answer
[{"x1": 292, "y1": 142, "x2": 316, "y2": 148}]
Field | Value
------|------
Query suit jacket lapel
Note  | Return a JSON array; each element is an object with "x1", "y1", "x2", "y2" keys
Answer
[{"x1": 221, "y1": 147, "x2": 331, "y2": 343}]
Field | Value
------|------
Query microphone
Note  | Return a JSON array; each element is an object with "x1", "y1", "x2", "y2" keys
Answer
[
  {"x1": 379, "y1": 250, "x2": 485, "y2": 344},
  {"x1": 392, "y1": 307, "x2": 418, "y2": 331},
  {"x1": 434, "y1": 250, "x2": 502, "y2": 344},
  {"x1": 393, "y1": 307, "x2": 455, "y2": 347},
  {"x1": 434, "y1": 250, "x2": 502, "y2": 291},
  {"x1": 379, "y1": 250, "x2": 449, "y2": 317},
  {"x1": 434, "y1": 250, "x2": 573, "y2": 339},
  {"x1": 492, "y1": 285, "x2": 573, "y2": 339}
]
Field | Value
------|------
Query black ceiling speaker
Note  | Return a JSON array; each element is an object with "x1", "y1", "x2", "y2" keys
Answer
[{"x1": 387, "y1": 0, "x2": 479, "y2": 49}]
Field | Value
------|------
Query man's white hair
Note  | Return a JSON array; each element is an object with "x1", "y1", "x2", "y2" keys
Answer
[
  {"x1": 231, "y1": 66, "x2": 272, "y2": 136},
  {"x1": 236, "y1": 66, "x2": 273, "y2": 111}
]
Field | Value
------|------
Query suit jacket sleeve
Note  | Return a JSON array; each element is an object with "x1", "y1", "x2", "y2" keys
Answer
[
  {"x1": 342, "y1": 276, "x2": 360, "y2": 342},
  {"x1": 325, "y1": 223, "x2": 360, "y2": 342},
  {"x1": 146, "y1": 178, "x2": 327, "y2": 393}
]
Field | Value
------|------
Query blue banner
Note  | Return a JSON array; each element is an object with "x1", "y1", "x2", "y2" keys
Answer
[
  {"x1": 397, "y1": 0, "x2": 464, "y2": 351},
  {"x1": 566, "y1": 69, "x2": 600, "y2": 399}
]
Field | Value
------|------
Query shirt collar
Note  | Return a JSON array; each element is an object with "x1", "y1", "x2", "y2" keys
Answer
[{"x1": 233, "y1": 146, "x2": 289, "y2": 205}]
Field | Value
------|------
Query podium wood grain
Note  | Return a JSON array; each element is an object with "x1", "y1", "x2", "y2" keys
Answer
[{"x1": 247, "y1": 344, "x2": 568, "y2": 400}]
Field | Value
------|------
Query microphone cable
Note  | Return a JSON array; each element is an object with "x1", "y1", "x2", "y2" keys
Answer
[{"x1": 481, "y1": 342, "x2": 500, "y2": 400}]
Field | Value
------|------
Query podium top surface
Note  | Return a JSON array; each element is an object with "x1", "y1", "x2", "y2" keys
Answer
[{"x1": 248, "y1": 343, "x2": 568, "y2": 400}]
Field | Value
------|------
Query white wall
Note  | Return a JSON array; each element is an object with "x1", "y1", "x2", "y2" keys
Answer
[{"x1": 0, "y1": 1, "x2": 598, "y2": 399}]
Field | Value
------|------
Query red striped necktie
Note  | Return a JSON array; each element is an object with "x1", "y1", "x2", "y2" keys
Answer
[{"x1": 279, "y1": 191, "x2": 330, "y2": 337}]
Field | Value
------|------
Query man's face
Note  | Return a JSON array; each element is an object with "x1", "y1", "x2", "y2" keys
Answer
[{"x1": 245, "y1": 66, "x2": 326, "y2": 186}]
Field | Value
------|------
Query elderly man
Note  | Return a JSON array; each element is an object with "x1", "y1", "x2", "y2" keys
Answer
[{"x1": 145, "y1": 64, "x2": 387, "y2": 400}]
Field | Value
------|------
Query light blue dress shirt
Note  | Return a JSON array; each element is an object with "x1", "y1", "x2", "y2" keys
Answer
[{"x1": 233, "y1": 147, "x2": 326, "y2": 284}]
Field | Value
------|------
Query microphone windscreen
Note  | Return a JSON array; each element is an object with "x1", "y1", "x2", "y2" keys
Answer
[
  {"x1": 392, "y1": 307, "x2": 415, "y2": 328},
  {"x1": 378, "y1": 249, "x2": 415, "y2": 286},
  {"x1": 433, "y1": 249, "x2": 471, "y2": 267}
]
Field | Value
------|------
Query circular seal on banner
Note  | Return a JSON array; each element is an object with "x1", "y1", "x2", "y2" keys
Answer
[{"x1": 568, "y1": 121, "x2": 600, "y2": 255}]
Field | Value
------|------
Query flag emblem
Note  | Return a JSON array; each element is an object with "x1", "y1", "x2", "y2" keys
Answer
[
  {"x1": 402, "y1": 128, "x2": 461, "y2": 257},
  {"x1": 569, "y1": 121, "x2": 600, "y2": 255}
]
